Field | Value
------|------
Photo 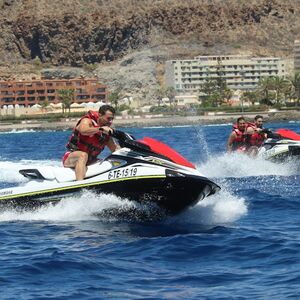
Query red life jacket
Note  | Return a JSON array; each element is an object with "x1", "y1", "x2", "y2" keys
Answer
[
  {"x1": 247, "y1": 123, "x2": 265, "y2": 147},
  {"x1": 66, "y1": 110, "x2": 110, "y2": 161},
  {"x1": 232, "y1": 127, "x2": 247, "y2": 151}
]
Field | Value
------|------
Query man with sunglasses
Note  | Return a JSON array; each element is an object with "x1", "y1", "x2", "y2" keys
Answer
[{"x1": 63, "y1": 105, "x2": 119, "y2": 180}]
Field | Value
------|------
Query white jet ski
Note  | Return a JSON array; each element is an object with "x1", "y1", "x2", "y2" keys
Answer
[
  {"x1": 0, "y1": 131, "x2": 220, "y2": 215},
  {"x1": 257, "y1": 128, "x2": 300, "y2": 162}
]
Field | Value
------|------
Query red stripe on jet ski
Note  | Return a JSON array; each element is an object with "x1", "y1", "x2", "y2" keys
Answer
[
  {"x1": 139, "y1": 137, "x2": 196, "y2": 169},
  {"x1": 276, "y1": 129, "x2": 300, "y2": 141}
]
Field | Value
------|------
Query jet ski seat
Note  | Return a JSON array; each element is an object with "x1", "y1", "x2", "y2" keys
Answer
[{"x1": 19, "y1": 161, "x2": 112, "y2": 183}]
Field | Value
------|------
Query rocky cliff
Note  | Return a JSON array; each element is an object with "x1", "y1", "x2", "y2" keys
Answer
[{"x1": 0, "y1": 0, "x2": 299, "y2": 101}]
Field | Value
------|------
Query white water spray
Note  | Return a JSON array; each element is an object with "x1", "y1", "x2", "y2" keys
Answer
[{"x1": 198, "y1": 152, "x2": 297, "y2": 178}]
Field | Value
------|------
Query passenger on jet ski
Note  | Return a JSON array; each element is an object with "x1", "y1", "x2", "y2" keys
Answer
[
  {"x1": 63, "y1": 105, "x2": 120, "y2": 180},
  {"x1": 245, "y1": 115, "x2": 267, "y2": 156},
  {"x1": 227, "y1": 117, "x2": 249, "y2": 153}
]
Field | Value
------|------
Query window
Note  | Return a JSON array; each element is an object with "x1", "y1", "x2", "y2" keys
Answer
[
  {"x1": 3, "y1": 98, "x2": 14, "y2": 103},
  {"x1": 95, "y1": 95, "x2": 105, "y2": 100}
]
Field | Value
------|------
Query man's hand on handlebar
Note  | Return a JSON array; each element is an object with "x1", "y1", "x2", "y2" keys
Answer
[{"x1": 99, "y1": 126, "x2": 114, "y2": 135}]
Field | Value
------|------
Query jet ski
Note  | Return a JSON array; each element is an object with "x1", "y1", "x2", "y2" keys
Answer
[
  {"x1": 257, "y1": 128, "x2": 300, "y2": 162},
  {"x1": 0, "y1": 130, "x2": 220, "y2": 215}
]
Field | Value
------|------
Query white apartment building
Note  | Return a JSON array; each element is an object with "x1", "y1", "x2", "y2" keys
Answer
[
  {"x1": 295, "y1": 39, "x2": 300, "y2": 73},
  {"x1": 165, "y1": 55, "x2": 286, "y2": 93}
]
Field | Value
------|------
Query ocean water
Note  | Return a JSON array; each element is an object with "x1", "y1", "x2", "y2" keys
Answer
[{"x1": 0, "y1": 122, "x2": 299, "y2": 299}]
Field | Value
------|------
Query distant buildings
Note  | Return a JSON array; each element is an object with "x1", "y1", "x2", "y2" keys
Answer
[
  {"x1": 294, "y1": 39, "x2": 300, "y2": 73},
  {"x1": 165, "y1": 55, "x2": 286, "y2": 94},
  {"x1": 0, "y1": 77, "x2": 108, "y2": 108}
]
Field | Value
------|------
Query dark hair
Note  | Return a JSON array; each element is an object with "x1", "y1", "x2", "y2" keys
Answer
[
  {"x1": 99, "y1": 104, "x2": 115, "y2": 115},
  {"x1": 237, "y1": 117, "x2": 245, "y2": 123},
  {"x1": 254, "y1": 115, "x2": 263, "y2": 121}
]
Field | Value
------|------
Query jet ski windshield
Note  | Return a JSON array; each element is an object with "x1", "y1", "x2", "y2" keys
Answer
[{"x1": 112, "y1": 130, "x2": 196, "y2": 169}]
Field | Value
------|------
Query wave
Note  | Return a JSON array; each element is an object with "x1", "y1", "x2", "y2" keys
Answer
[
  {"x1": 197, "y1": 152, "x2": 298, "y2": 178},
  {"x1": 0, "y1": 181, "x2": 247, "y2": 226},
  {"x1": 0, "y1": 129, "x2": 38, "y2": 134},
  {"x1": 169, "y1": 187, "x2": 247, "y2": 226}
]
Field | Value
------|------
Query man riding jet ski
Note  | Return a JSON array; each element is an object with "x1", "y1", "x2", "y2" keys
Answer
[
  {"x1": 227, "y1": 115, "x2": 267, "y2": 156},
  {"x1": 63, "y1": 105, "x2": 119, "y2": 181},
  {"x1": 0, "y1": 130, "x2": 220, "y2": 215}
]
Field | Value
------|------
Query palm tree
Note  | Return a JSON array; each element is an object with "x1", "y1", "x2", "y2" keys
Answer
[
  {"x1": 108, "y1": 89, "x2": 122, "y2": 111},
  {"x1": 222, "y1": 88, "x2": 233, "y2": 105},
  {"x1": 200, "y1": 79, "x2": 219, "y2": 107},
  {"x1": 58, "y1": 88, "x2": 75, "y2": 115},
  {"x1": 241, "y1": 90, "x2": 259, "y2": 106},
  {"x1": 289, "y1": 72, "x2": 300, "y2": 107},
  {"x1": 272, "y1": 76, "x2": 291, "y2": 105},
  {"x1": 257, "y1": 77, "x2": 275, "y2": 105},
  {"x1": 165, "y1": 87, "x2": 176, "y2": 109},
  {"x1": 41, "y1": 97, "x2": 49, "y2": 113},
  {"x1": 156, "y1": 87, "x2": 165, "y2": 107}
]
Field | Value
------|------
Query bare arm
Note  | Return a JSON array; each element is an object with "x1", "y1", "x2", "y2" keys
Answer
[
  {"x1": 77, "y1": 118, "x2": 100, "y2": 135},
  {"x1": 107, "y1": 137, "x2": 121, "y2": 152},
  {"x1": 246, "y1": 127, "x2": 255, "y2": 135},
  {"x1": 227, "y1": 132, "x2": 236, "y2": 152},
  {"x1": 77, "y1": 118, "x2": 113, "y2": 136},
  {"x1": 247, "y1": 126, "x2": 267, "y2": 140}
]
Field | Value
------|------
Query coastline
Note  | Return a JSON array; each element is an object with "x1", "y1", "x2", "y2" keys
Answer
[{"x1": 0, "y1": 111, "x2": 299, "y2": 132}]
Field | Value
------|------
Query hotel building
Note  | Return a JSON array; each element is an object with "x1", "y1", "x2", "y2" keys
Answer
[
  {"x1": 165, "y1": 55, "x2": 286, "y2": 93},
  {"x1": 0, "y1": 77, "x2": 108, "y2": 108}
]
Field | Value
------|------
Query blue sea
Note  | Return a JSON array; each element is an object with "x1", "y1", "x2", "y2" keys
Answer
[{"x1": 0, "y1": 121, "x2": 299, "y2": 299}]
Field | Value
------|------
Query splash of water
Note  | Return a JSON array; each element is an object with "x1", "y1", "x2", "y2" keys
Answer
[
  {"x1": 198, "y1": 152, "x2": 297, "y2": 178},
  {"x1": 0, "y1": 129, "x2": 38, "y2": 135},
  {"x1": 194, "y1": 126, "x2": 210, "y2": 161},
  {"x1": 0, "y1": 184, "x2": 247, "y2": 226},
  {"x1": 0, "y1": 191, "x2": 138, "y2": 222},
  {"x1": 168, "y1": 187, "x2": 247, "y2": 226}
]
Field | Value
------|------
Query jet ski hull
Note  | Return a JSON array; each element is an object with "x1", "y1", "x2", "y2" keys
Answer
[
  {"x1": 257, "y1": 139, "x2": 300, "y2": 162},
  {"x1": 0, "y1": 173, "x2": 219, "y2": 215},
  {"x1": 0, "y1": 131, "x2": 221, "y2": 215}
]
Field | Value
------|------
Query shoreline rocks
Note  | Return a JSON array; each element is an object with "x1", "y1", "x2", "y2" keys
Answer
[{"x1": 0, "y1": 111, "x2": 299, "y2": 132}]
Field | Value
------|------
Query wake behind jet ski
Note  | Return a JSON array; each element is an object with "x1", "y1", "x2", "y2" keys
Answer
[
  {"x1": 257, "y1": 128, "x2": 300, "y2": 162},
  {"x1": 0, "y1": 130, "x2": 220, "y2": 215}
]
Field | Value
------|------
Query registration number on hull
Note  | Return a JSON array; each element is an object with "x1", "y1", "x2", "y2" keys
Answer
[{"x1": 108, "y1": 167, "x2": 138, "y2": 180}]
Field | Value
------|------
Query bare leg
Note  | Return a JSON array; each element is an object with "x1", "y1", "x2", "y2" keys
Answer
[{"x1": 63, "y1": 151, "x2": 89, "y2": 181}]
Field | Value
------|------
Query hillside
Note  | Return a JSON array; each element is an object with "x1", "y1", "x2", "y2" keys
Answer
[{"x1": 0, "y1": 0, "x2": 299, "y2": 102}]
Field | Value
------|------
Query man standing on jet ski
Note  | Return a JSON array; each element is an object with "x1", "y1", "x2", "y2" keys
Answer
[{"x1": 63, "y1": 105, "x2": 120, "y2": 180}]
